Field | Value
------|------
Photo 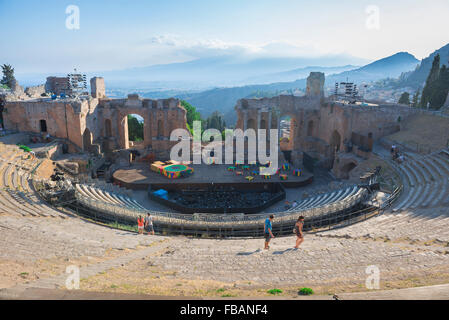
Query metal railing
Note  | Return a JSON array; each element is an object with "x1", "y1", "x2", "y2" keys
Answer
[
  {"x1": 73, "y1": 186, "x2": 368, "y2": 226},
  {"x1": 36, "y1": 179, "x2": 402, "y2": 237}
]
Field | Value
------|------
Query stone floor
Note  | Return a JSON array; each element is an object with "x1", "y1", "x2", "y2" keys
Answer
[{"x1": 1, "y1": 209, "x2": 449, "y2": 298}]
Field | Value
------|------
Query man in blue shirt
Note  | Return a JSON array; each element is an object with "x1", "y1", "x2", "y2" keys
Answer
[{"x1": 264, "y1": 215, "x2": 275, "y2": 250}]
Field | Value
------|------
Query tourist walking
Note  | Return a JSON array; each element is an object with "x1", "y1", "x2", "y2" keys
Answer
[
  {"x1": 264, "y1": 215, "x2": 275, "y2": 250},
  {"x1": 294, "y1": 216, "x2": 305, "y2": 249},
  {"x1": 144, "y1": 213, "x2": 154, "y2": 235},
  {"x1": 137, "y1": 216, "x2": 144, "y2": 234}
]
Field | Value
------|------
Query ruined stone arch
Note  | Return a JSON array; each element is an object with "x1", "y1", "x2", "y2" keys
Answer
[
  {"x1": 39, "y1": 119, "x2": 47, "y2": 132},
  {"x1": 330, "y1": 130, "x2": 342, "y2": 152},
  {"x1": 247, "y1": 118, "x2": 256, "y2": 130},
  {"x1": 118, "y1": 111, "x2": 147, "y2": 150},
  {"x1": 104, "y1": 119, "x2": 112, "y2": 137},
  {"x1": 279, "y1": 114, "x2": 299, "y2": 151},
  {"x1": 307, "y1": 120, "x2": 314, "y2": 136},
  {"x1": 83, "y1": 128, "x2": 93, "y2": 152}
]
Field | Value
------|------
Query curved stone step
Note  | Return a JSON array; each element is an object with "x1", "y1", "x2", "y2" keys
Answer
[
  {"x1": 312, "y1": 191, "x2": 336, "y2": 208},
  {"x1": 407, "y1": 160, "x2": 429, "y2": 184},
  {"x1": 393, "y1": 187, "x2": 415, "y2": 211},
  {"x1": 416, "y1": 158, "x2": 438, "y2": 182},
  {"x1": 8, "y1": 190, "x2": 50, "y2": 217},
  {"x1": 402, "y1": 185, "x2": 423, "y2": 211},
  {"x1": 292, "y1": 196, "x2": 316, "y2": 211},
  {"x1": 430, "y1": 179, "x2": 448, "y2": 207},
  {"x1": 399, "y1": 163, "x2": 416, "y2": 187},
  {"x1": 98, "y1": 189, "x2": 122, "y2": 205},
  {"x1": 431, "y1": 155, "x2": 449, "y2": 176},
  {"x1": 420, "y1": 182, "x2": 440, "y2": 207}
]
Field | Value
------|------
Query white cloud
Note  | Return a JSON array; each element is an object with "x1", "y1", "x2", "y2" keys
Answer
[{"x1": 135, "y1": 34, "x2": 337, "y2": 66}]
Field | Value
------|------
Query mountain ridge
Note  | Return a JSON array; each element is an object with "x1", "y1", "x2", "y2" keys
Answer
[{"x1": 174, "y1": 51, "x2": 420, "y2": 124}]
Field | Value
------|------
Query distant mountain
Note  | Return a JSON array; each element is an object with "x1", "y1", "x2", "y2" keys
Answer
[
  {"x1": 175, "y1": 52, "x2": 420, "y2": 125},
  {"x1": 174, "y1": 81, "x2": 304, "y2": 125},
  {"x1": 326, "y1": 52, "x2": 419, "y2": 84},
  {"x1": 397, "y1": 43, "x2": 449, "y2": 88},
  {"x1": 243, "y1": 65, "x2": 358, "y2": 84},
  {"x1": 96, "y1": 54, "x2": 368, "y2": 89}
]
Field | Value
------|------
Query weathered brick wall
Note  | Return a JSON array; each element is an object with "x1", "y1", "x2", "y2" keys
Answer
[
  {"x1": 3, "y1": 93, "x2": 186, "y2": 158},
  {"x1": 235, "y1": 85, "x2": 418, "y2": 168}
]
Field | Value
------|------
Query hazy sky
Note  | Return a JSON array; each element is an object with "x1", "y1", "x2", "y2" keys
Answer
[{"x1": 1, "y1": 0, "x2": 448, "y2": 73}]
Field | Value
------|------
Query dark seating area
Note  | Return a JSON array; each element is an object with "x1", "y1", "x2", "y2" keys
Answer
[{"x1": 148, "y1": 183, "x2": 286, "y2": 214}]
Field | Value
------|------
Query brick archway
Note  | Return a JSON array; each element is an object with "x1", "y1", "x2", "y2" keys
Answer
[{"x1": 117, "y1": 109, "x2": 150, "y2": 150}]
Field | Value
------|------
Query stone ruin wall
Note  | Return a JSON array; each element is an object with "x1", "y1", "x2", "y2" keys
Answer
[
  {"x1": 1, "y1": 71, "x2": 422, "y2": 171},
  {"x1": 2, "y1": 89, "x2": 187, "y2": 159},
  {"x1": 235, "y1": 73, "x2": 420, "y2": 171},
  {"x1": 2, "y1": 99, "x2": 92, "y2": 152},
  {"x1": 98, "y1": 95, "x2": 187, "y2": 159}
]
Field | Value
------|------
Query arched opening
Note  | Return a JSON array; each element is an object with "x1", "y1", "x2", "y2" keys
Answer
[
  {"x1": 307, "y1": 120, "x2": 314, "y2": 136},
  {"x1": 341, "y1": 162, "x2": 357, "y2": 179},
  {"x1": 83, "y1": 128, "x2": 92, "y2": 152},
  {"x1": 39, "y1": 120, "x2": 47, "y2": 132},
  {"x1": 247, "y1": 118, "x2": 256, "y2": 130},
  {"x1": 104, "y1": 119, "x2": 112, "y2": 137},
  {"x1": 330, "y1": 130, "x2": 341, "y2": 153},
  {"x1": 280, "y1": 115, "x2": 293, "y2": 151},
  {"x1": 127, "y1": 114, "x2": 144, "y2": 148}
]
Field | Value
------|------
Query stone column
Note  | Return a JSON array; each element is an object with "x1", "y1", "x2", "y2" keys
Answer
[
  {"x1": 267, "y1": 110, "x2": 272, "y2": 141},
  {"x1": 277, "y1": 114, "x2": 281, "y2": 140},
  {"x1": 256, "y1": 110, "x2": 261, "y2": 153},
  {"x1": 145, "y1": 108, "x2": 152, "y2": 148},
  {"x1": 243, "y1": 110, "x2": 248, "y2": 132}
]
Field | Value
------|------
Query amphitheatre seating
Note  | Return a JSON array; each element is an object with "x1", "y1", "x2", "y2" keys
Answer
[
  {"x1": 73, "y1": 179, "x2": 370, "y2": 235},
  {"x1": 76, "y1": 184, "x2": 147, "y2": 211},
  {"x1": 392, "y1": 151, "x2": 449, "y2": 212},
  {"x1": 0, "y1": 142, "x2": 66, "y2": 218},
  {"x1": 289, "y1": 185, "x2": 358, "y2": 212},
  {"x1": 318, "y1": 208, "x2": 449, "y2": 243}
]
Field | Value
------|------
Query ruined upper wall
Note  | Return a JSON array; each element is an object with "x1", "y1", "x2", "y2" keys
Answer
[
  {"x1": 306, "y1": 72, "x2": 325, "y2": 97},
  {"x1": 90, "y1": 77, "x2": 106, "y2": 98},
  {"x1": 2, "y1": 98, "x2": 97, "y2": 150},
  {"x1": 45, "y1": 77, "x2": 71, "y2": 96},
  {"x1": 97, "y1": 95, "x2": 187, "y2": 152}
]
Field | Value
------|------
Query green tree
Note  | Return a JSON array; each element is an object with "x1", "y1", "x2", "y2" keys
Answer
[
  {"x1": 181, "y1": 100, "x2": 203, "y2": 134},
  {"x1": 420, "y1": 55, "x2": 449, "y2": 109},
  {"x1": 205, "y1": 111, "x2": 226, "y2": 132},
  {"x1": 398, "y1": 92, "x2": 410, "y2": 105},
  {"x1": 1, "y1": 64, "x2": 16, "y2": 89},
  {"x1": 127, "y1": 115, "x2": 144, "y2": 142},
  {"x1": 421, "y1": 54, "x2": 441, "y2": 108},
  {"x1": 432, "y1": 64, "x2": 449, "y2": 107},
  {"x1": 411, "y1": 89, "x2": 421, "y2": 108}
]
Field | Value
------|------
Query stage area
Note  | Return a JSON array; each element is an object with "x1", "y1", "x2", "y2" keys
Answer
[{"x1": 113, "y1": 163, "x2": 314, "y2": 190}]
